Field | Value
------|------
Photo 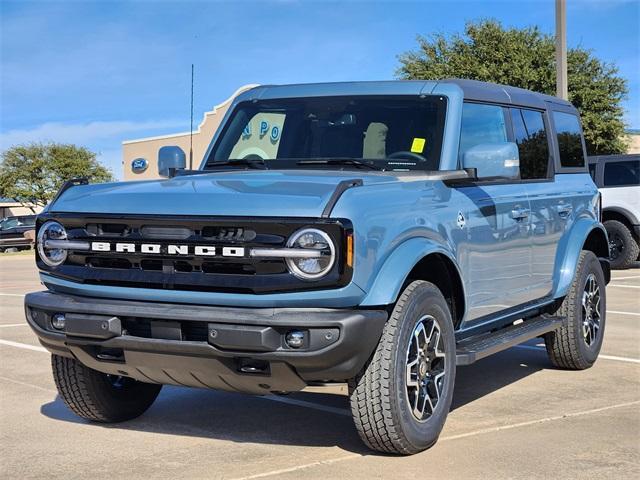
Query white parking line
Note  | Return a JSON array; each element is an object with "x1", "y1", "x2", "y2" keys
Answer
[
  {"x1": 0, "y1": 293, "x2": 25, "y2": 297},
  {"x1": 232, "y1": 400, "x2": 640, "y2": 480},
  {"x1": 608, "y1": 310, "x2": 640, "y2": 317},
  {"x1": 611, "y1": 275, "x2": 640, "y2": 281},
  {"x1": 515, "y1": 345, "x2": 640, "y2": 364},
  {"x1": 438, "y1": 399, "x2": 640, "y2": 441},
  {"x1": 0, "y1": 375, "x2": 57, "y2": 394},
  {"x1": 609, "y1": 284, "x2": 640, "y2": 289},
  {"x1": 0, "y1": 323, "x2": 27, "y2": 328},
  {"x1": 0, "y1": 339, "x2": 47, "y2": 352}
]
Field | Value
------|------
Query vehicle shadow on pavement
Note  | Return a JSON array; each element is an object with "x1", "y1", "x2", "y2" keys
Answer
[
  {"x1": 39, "y1": 346, "x2": 552, "y2": 452},
  {"x1": 452, "y1": 346, "x2": 550, "y2": 410},
  {"x1": 40, "y1": 387, "x2": 370, "y2": 454}
]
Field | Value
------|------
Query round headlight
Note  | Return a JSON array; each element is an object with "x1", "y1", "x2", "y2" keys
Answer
[
  {"x1": 286, "y1": 228, "x2": 335, "y2": 280},
  {"x1": 37, "y1": 221, "x2": 68, "y2": 267}
]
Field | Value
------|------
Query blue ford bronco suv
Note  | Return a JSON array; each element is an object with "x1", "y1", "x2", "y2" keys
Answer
[{"x1": 26, "y1": 80, "x2": 610, "y2": 455}]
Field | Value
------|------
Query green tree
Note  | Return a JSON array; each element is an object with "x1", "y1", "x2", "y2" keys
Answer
[
  {"x1": 0, "y1": 142, "x2": 113, "y2": 212},
  {"x1": 397, "y1": 20, "x2": 628, "y2": 155}
]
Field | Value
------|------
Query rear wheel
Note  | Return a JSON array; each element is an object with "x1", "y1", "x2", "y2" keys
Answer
[
  {"x1": 51, "y1": 355, "x2": 162, "y2": 422},
  {"x1": 348, "y1": 281, "x2": 456, "y2": 454},
  {"x1": 545, "y1": 251, "x2": 606, "y2": 370},
  {"x1": 604, "y1": 219, "x2": 639, "y2": 269}
]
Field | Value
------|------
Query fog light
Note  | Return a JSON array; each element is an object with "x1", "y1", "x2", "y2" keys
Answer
[
  {"x1": 285, "y1": 330, "x2": 305, "y2": 349},
  {"x1": 51, "y1": 313, "x2": 66, "y2": 330}
]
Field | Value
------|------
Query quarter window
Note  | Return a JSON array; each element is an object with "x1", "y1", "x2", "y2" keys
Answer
[
  {"x1": 459, "y1": 103, "x2": 508, "y2": 161},
  {"x1": 553, "y1": 111, "x2": 585, "y2": 168},
  {"x1": 511, "y1": 108, "x2": 550, "y2": 180},
  {"x1": 603, "y1": 160, "x2": 640, "y2": 187}
]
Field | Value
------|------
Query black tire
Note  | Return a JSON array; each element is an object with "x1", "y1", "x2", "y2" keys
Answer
[
  {"x1": 51, "y1": 354, "x2": 162, "y2": 422},
  {"x1": 348, "y1": 281, "x2": 456, "y2": 455},
  {"x1": 604, "y1": 219, "x2": 639, "y2": 269},
  {"x1": 545, "y1": 251, "x2": 606, "y2": 370}
]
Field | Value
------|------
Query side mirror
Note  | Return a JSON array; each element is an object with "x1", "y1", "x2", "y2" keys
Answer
[
  {"x1": 462, "y1": 142, "x2": 520, "y2": 179},
  {"x1": 158, "y1": 146, "x2": 186, "y2": 178}
]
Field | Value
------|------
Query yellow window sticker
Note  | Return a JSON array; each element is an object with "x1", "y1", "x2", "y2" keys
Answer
[{"x1": 410, "y1": 137, "x2": 426, "y2": 153}]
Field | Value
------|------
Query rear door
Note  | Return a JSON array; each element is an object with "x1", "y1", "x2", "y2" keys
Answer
[
  {"x1": 455, "y1": 103, "x2": 533, "y2": 322},
  {"x1": 509, "y1": 107, "x2": 560, "y2": 300},
  {"x1": 526, "y1": 109, "x2": 594, "y2": 299}
]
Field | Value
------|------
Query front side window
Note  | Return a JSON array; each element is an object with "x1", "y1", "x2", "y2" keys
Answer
[
  {"x1": 458, "y1": 103, "x2": 508, "y2": 160},
  {"x1": 205, "y1": 96, "x2": 447, "y2": 171},
  {"x1": 553, "y1": 111, "x2": 585, "y2": 168},
  {"x1": 511, "y1": 108, "x2": 550, "y2": 180},
  {"x1": 0, "y1": 218, "x2": 19, "y2": 230},
  {"x1": 603, "y1": 160, "x2": 640, "y2": 187}
]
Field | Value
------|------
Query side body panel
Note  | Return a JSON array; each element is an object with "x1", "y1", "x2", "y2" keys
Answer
[
  {"x1": 526, "y1": 173, "x2": 598, "y2": 300},
  {"x1": 452, "y1": 183, "x2": 532, "y2": 321},
  {"x1": 601, "y1": 187, "x2": 640, "y2": 225}
]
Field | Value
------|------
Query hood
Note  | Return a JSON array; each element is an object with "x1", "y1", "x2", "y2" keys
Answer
[{"x1": 49, "y1": 170, "x2": 396, "y2": 217}]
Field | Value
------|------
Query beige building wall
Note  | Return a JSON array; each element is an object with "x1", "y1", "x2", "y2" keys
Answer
[
  {"x1": 122, "y1": 84, "x2": 258, "y2": 181},
  {"x1": 0, "y1": 201, "x2": 41, "y2": 218},
  {"x1": 626, "y1": 133, "x2": 640, "y2": 154}
]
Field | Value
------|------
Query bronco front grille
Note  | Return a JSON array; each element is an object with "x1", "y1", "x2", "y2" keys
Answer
[{"x1": 36, "y1": 214, "x2": 352, "y2": 294}]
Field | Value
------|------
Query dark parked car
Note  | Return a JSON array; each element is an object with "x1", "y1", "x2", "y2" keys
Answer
[{"x1": 0, "y1": 215, "x2": 36, "y2": 252}]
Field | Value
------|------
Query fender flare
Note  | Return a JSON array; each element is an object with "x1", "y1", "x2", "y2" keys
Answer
[
  {"x1": 602, "y1": 206, "x2": 639, "y2": 226},
  {"x1": 359, "y1": 237, "x2": 463, "y2": 307},
  {"x1": 553, "y1": 218, "x2": 608, "y2": 299}
]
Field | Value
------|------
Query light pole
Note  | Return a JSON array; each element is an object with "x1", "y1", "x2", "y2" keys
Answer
[{"x1": 556, "y1": 0, "x2": 568, "y2": 100}]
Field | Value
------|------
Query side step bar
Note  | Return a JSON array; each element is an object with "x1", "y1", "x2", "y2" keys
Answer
[{"x1": 456, "y1": 315, "x2": 565, "y2": 366}]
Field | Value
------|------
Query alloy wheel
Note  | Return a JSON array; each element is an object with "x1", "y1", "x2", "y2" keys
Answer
[
  {"x1": 609, "y1": 234, "x2": 623, "y2": 260},
  {"x1": 405, "y1": 315, "x2": 446, "y2": 422},
  {"x1": 582, "y1": 273, "x2": 602, "y2": 347}
]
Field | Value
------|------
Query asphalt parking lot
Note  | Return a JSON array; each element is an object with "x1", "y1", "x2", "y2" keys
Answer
[{"x1": 0, "y1": 253, "x2": 638, "y2": 479}]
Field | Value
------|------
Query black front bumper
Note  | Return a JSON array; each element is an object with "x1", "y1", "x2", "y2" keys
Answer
[{"x1": 25, "y1": 291, "x2": 387, "y2": 394}]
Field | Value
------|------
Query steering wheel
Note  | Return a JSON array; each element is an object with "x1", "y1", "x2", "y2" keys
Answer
[{"x1": 387, "y1": 151, "x2": 428, "y2": 163}]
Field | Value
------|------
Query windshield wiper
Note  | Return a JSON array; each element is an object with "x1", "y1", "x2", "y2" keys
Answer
[
  {"x1": 296, "y1": 158, "x2": 383, "y2": 171},
  {"x1": 208, "y1": 158, "x2": 268, "y2": 170}
]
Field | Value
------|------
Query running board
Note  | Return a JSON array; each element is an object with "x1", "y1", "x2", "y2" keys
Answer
[{"x1": 456, "y1": 315, "x2": 565, "y2": 366}]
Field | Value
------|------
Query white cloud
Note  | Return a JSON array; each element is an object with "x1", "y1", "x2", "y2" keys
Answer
[{"x1": 0, "y1": 119, "x2": 185, "y2": 150}]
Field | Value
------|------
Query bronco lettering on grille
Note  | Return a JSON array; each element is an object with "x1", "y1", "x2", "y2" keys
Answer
[{"x1": 90, "y1": 242, "x2": 245, "y2": 257}]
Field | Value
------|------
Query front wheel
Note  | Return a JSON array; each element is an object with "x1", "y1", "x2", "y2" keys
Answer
[
  {"x1": 348, "y1": 280, "x2": 456, "y2": 454},
  {"x1": 51, "y1": 355, "x2": 162, "y2": 422},
  {"x1": 545, "y1": 250, "x2": 606, "y2": 370}
]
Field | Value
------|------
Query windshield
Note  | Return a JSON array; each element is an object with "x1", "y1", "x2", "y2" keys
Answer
[{"x1": 204, "y1": 95, "x2": 447, "y2": 171}]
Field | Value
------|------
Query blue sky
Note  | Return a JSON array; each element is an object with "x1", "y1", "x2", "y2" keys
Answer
[{"x1": 1, "y1": 0, "x2": 638, "y2": 178}]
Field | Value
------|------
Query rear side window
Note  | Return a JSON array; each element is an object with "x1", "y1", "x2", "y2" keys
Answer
[
  {"x1": 553, "y1": 111, "x2": 585, "y2": 168},
  {"x1": 511, "y1": 108, "x2": 550, "y2": 179},
  {"x1": 459, "y1": 103, "x2": 507, "y2": 160},
  {"x1": 604, "y1": 160, "x2": 640, "y2": 187}
]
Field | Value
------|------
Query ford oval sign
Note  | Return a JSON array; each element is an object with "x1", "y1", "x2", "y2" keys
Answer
[{"x1": 131, "y1": 157, "x2": 148, "y2": 174}]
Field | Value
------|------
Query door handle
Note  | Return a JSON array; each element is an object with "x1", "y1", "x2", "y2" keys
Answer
[
  {"x1": 510, "y1": 207, "x2": 530, "y2": 220},
  {"x1": 556, "y1": 204, "x2": 573, "y2": 218}
]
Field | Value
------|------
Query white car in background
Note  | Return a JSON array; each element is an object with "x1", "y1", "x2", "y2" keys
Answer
[{"x1": 589, "y1": 154, "x2": 640, "y2": 269}]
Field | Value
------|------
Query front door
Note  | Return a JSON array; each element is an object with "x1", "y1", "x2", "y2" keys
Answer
[
  {"x1": 457, "y1": 184, "x2": 532, "y2": 321},
  {"x1": 455, "y1": 103, "x2": 533, "y2": 323}
]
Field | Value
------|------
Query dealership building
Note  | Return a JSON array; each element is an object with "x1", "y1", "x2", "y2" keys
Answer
[{"x1": 121, "y1": 85, "x2": 261, "y2": 180}]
